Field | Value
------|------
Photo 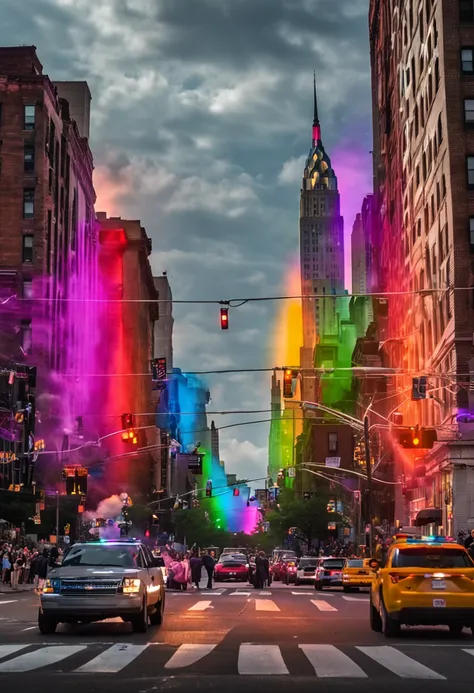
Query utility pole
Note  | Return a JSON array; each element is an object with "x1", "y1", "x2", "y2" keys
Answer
[
  {"x1": 364, "y1": 415, "x2": 373, "y2": 554},
  {"x1": 55, "y1": 490, "x2": 60, "y2": 545}
]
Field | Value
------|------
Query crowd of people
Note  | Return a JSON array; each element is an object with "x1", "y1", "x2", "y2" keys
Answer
[
  {"x1": 1, "y1": 543, "x2": 60, "y2": 591},
  {"x1": 164, "y1": 549, "x2": 216, "y2": 590}
]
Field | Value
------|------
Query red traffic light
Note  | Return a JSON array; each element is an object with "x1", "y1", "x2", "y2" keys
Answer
[
  {"x1": 283, "y1": 369, "x2": 293, "y2": 398},
  {"x1": 220, "y1": 308, "x2": 229, "y2": 330},
  {"x1": 233, "y1": 488, "x2": 240, "y2": 496}
]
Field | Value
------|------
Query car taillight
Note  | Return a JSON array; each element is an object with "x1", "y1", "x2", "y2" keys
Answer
[{"x1": 329, "y1": 570, "x2": 340, "y2": 576}]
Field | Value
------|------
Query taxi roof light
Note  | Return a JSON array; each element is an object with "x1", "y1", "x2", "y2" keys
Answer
[{"x1": 405, "y1": 535, "x2": 451, "y2": 544}]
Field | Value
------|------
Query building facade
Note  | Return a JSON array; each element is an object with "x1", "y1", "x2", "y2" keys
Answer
[
  {"x1": 94, "y1": 212, "x2": 158, "y2": 502},
  {"x1": 369, "y1": 0, "x2": 474, "y2": 534},
  {"x1": 0, "y1": 46, "x2": 98, "y2": 491}
]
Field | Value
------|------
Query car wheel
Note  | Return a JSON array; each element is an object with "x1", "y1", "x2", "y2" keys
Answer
[
  {"x1": 38, "y1": 609, "x2": 57, "y2": 635},
  {"x1": 343, "y1": 586, "x2": 351, "y2": 593},
  {"x1": 381, "y1": 595, "x2": 400, "y2": 637},
  {"x1": 149, "y1": 597, "x2": 164, "y2": 626},
  {"x1": 449, "y1": 624, "x2": 463, "y2": 635},
  {"x1": 131, "y1": 598, "x2": 148, "y2": 634},
  {"x1": 369, "y1": 596, "x2": 382, "y2": 632},
  {"x1": 294, "y1": 579, "x2": 299, "y2": 586}
]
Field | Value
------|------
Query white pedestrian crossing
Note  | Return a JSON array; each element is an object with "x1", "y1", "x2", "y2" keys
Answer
[
  {"x1": 0, "y1": 645, "x2": 85, "y2": 672},
  {"x1": 299, "y1": 644, "x2": 367, "y2": 678},
  {"x1": 238, "y1": 644, "x2": 289, "y2": 675},
  {"x1": 188, "y1": 601, "x2": 213, "y2": 611},
  {"x1": 342, "y1": 596, "x2": 369, "y2": 602},
  {"x1": 311, "y1": 599, "x2": 337, "y2": 612},
  {"x1": 230, "y1": 591, "x2": 251, "y2": 596},
  {"x1": 0, "y1": 643, "x2": 469, "y2": 678},
  {"x1": 165, "y1": 644, "x2": 217, "y2": 669},
  {"x1": 357, "y1": 646, "x2": 445, "y2": 679},
  {"x1": 76, "y1": 644, "x2": 149, "y2": 673},
  {"x1": 255, "y1": 599, "x2": 280, "y2": 612}
]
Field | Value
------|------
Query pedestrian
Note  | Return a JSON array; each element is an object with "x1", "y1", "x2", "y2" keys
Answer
[
  {"x1": 254, "y1": 551, "x2": 269, "y2": 589},
  {"x1": 190, "y1": 552, "x2": 202, "y2": 589},
  {"x1": 35, "y1": 549, "x2": 49, "y2": 593},
  {"x1": 1, "y1": 552, "x2": 11, "y2": 584},
  {"x1": 201, "y1": 550, "x2": 215, "y2": 590},
  {"x1": 172, "y1": 554, "x2": 188, "y2": 591},
  {"x1": 464, "y1": 529, "x2": 474, "y2": 551},
  {"x1": 49, "y1": 545, "x2": 59, "y2": 568}
]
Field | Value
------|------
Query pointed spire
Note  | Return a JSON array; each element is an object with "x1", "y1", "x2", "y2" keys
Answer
[
  {"x1": 313, "y1": 71, "x2": 319, "y2": 126},
  {"x1": 312, "y1": 71, "x2": 321, "y2": 145}
]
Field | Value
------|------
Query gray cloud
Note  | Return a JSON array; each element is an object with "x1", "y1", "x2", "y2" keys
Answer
[{"x1": 0, "y1": 0, "x2": 372, "y2": 481}]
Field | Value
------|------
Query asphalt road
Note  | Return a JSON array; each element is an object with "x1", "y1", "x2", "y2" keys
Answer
[{"x1": 0, "y1": 582, "x2": 473, "y2": 692}]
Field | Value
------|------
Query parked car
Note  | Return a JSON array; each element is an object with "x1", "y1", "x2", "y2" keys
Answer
[
  {"x1": 214, "y1": 553, "x2": 249, "y2": 582},
  {"x1": 293, "y1": 557, "x2": 320, "y2": 585},
  {"x1": 314, "y1": 557, "x2": 346, "y2": 590}
]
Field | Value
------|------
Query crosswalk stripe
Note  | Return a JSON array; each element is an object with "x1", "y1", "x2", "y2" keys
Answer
[
  {"x1": 342, "y1": 596, "x2": 369, "y2": 602},
  {"x1": 463, "y1": 649, "x2": 474, "y2": 657},
  {"x1": 299, "y1": 644, "x2": 367, "y2": 678},
  {"x1": 75, "y1": 644, "x2": 148, "y2": 673},
  {"x1": 357, "y1": 646, "x2": 445, "y2": 679},
  {"x1": 259, "y1": 591, "x2": 272, "y2": 595},
  {"x1": 0, "y1": 645, "x2": 29, "y2": 660},
  {"x1": 255, "y1": 599, "x2": 280, "y2": 611},
  {"x1": 291, "y1": 592, "x2": 314, "y2": 596},
  {"x1": 311, "y1": 600, "x2": 337, "y2": 612},
  {"x1": 0, "y1": 646, "x2": 86, "y2": 673},
  {"x1": 0, "y1": 601, "x2": 18, "y2": 605},
  {"x1": 231, "y1": 591, "x2": 251, "y2": 596},
  {"x1": 238, "y1": 644, "x2": 289, "y2": 675},
  {"x1": 188, "y1": 601, "x2": 213, "y2": 611},
  {"x1": 165, "y1": 644, "x2": 217, "y2": 669}
]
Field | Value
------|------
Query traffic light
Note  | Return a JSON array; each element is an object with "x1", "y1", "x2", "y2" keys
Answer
[
  {"x1": 206, "y1": 480, "x2": 213, "y2": 497},
  {"x1": 220, "y1": 308, "x2": 229, "y2": 330},
  {"x1": 76, "y1": 416, "x2": 84, "y2": 439},
  {"x1": 412, "y1": 376, "x2": 427, "y2": 400},
  {"x1": 283, "y1": 369, "x2": 293, "y2": 398},
  {"x1": 233, "y1": 487, "x2": 240, "y2": 496},
  {"x1": 121, "y1": 413, "x2": 137, "y2": 443},
  {"x1": 396, "y1": 427, "x2": 437, "y2": 449},
  {"x1": 152, "y1": 358, "x2": 167, "y2": 380}
]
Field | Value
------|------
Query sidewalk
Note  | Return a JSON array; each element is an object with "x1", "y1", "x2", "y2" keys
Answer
[{"x1": 0, "y1": 583, "x2": 36, "y2": 594}]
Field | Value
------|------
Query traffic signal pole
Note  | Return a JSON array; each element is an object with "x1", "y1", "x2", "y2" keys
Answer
[{"x1": 364, "y1": 415, "x2": 373, "y2": 555}]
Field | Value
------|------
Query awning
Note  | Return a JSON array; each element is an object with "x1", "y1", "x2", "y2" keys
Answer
[{"x1": 414, "y1": 508, "x2": 442, "y2": 527}]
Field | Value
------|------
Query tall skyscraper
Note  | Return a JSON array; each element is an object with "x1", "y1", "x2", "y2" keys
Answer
[
  {"x1": 369, "y1": 0, "x2": 474, "y2": 534},
  {"x1": 299, "y1": 76, "x2": 344, "y2": 401}
]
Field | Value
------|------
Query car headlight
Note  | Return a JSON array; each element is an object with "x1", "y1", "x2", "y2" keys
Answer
[
  {"x1": 122, "y1": 578, "x2": 141, "y2": 594},
  {"x1": 43, "y1": 578, "x2": 60, "y2": 594},
  {"x1": 246, "y1": 564, "x2": 249, "y2": 568},
  {"x1": 342, "y1": 574, "x2": 349, "y2": 578}
]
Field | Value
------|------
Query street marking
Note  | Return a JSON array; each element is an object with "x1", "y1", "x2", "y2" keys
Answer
[
  {"x1": 230, "y1": 591, "x2": 251, "y2": 596},
  {"x1": 259, "y1": 591, "x2": 272, "y2": 595},
  {"x1": 0, "y1": 645, "x2": 30, "y2": 660},
  {"x1": 299, "y1": 644, "x2": 367, "y2": 678},
  {"x1": 21, "y1": 626, "x2": 37, "y2": 631},
  {"x1": 188, "y1": 601, "x2": 213, "y2": 611},
  {"x1": 342, "y1": 596, "x2": 370, "y2": 602},
  {"x1": 75, "y1": 644, "x2": 149, "y2": 673},
  {"x1": 357, "y1": 646, "x2": 445, "y2": 679},
  {"x1": 311, "y1": 600, "x2": 337, "y2": 612},
  {"x1": 255, "y1": 599, "x2": 280, "y2": 612},
  {"x1": 0, "y1": 601, "x2": 18, "y2": 605},
  {"x1": 463, "y1": 649, "x2": 474, "y2": 658},
  {"x1": 165, "y1": 644, "x2": 217, "y2": 669},
  {"x1": 238, "y1": 644, "x2": 289, "y2": 675},
  {"x1": 291, "y1": 592, "x2": 314, "y2": 596},
  {"x1": 0, "y1": 645, "x2": 86, "y2": 672}
]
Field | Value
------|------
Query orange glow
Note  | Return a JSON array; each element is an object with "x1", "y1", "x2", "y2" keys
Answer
[
  {"x1": 271, "y1": 258, "x2": 303, "y2": 367},
  {"x1": 413, "y1": 437, "x2": 420, "y2": 446}
]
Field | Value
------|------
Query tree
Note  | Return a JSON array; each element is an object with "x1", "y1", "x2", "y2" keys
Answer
[{"x1": 267, "y1": 490, "x2": 341, "y2": 550}]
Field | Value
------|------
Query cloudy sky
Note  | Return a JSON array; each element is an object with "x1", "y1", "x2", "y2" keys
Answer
[{"x1": 1, "y1": 0, "x2": 373, "y2": 485}]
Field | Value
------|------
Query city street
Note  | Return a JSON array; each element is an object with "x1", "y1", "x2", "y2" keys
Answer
[{"x1": 0, "y1": 583, "x2": 473, "y2": 691}]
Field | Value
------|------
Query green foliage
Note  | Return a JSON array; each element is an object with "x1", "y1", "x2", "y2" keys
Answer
[{"x1": 267, "y1": 489, "x2": 340, "y2": 548}]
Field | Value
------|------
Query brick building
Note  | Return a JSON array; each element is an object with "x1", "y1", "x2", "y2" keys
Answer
[
  {"x1": 94, "y1": 213, "x2": 158, "y2": 501},
  {"x1": 0, "y1": 46, "x2": 97, "y2": 489},
  {"x1": 369, "y1": 1, "x2": 474, "y2": 534}
]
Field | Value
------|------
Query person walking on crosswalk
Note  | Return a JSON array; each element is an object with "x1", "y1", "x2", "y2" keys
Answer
[{"x1": 201, "y1": 550, "x2": 215, "y2": 590}]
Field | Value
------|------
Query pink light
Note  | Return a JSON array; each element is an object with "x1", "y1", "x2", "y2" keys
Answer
[{"x1": 312, "y1": 125, "x2": 321, "y2": 143}]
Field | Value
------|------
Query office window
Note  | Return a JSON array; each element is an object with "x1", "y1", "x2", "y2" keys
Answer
[
  {"x1": 24, "y1": 104, "x2": 35, "y2": 130},
  {"x1": 468, "y1": 156, "x2": 474, "y2": 187},
  {"x1": 465, "y1": 99, "x2": 474, "y2": 124},
  {"x1": 470, "y1": 217, "x2": 474, "y2": 246},
  {"x1": 328, "y1": 432, "x2": 338, "y2": 453},
  {"x1": 462, "y1": 48, "x2": 474, "y2": 73},
  {"x1": 460, "y1": 0, "x2": 474, "y2": 22},
  {"x1": 24, "y1": 143, "x2": 35, "y2": 172},
  {"x1": 20, "y1": 321, "x2": 32, "y2": 355},
  {"x1": 23, "y1": 279, "x2": 33, "y2": 299},
  {"x1": 22, "y1": 235, "x2": 33, "y2": 263},
  {"x1": 23, "y1": 189, "x2": 34, "y2": 218}
]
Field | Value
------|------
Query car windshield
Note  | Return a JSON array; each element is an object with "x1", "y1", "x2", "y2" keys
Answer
[
  {"x1": 393, "y1": 548, "x2": 473, "y2": 569},
  {"x1": 322, "y1": 560, "x2": 345, "y2": 569},
  {"x1": 219, "y1": 554, "x2": 246, "y2": 563},
  {"x1": 298, "y1": 559, "x2": 316, "y2": 568},
  {"x1": 61, "y1": 544, "x2": 140, "y2": 568},
  {"x1": 347, "y1": 560, "x2": 364, "y2": 568}
]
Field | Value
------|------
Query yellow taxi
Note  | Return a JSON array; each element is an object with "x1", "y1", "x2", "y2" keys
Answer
[
  {"x1": 369, "y1": 535, "x2": 474, "y2": 637},
  {"x1": 342, "y1": 558, "x2": 374, "y2": 592}
]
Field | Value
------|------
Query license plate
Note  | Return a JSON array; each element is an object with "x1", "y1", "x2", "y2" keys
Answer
[
  {"x1": 332, "y1": 573, "x2": 341, "y2": 578},
  {"x1": 432, "y1": 580, "x2": 446, "y2": 590},
  {"x1": 433, "y1": 599, "x2": 446, "y2": 608},
  {"x1": 358, "y1": 571, "x2": 368, "y2": 575}
]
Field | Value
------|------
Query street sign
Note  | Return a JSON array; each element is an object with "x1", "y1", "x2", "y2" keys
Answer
[
  {"x1": 325, "y1": 457, "x2": 341, "y2": 468},
  {"x1": 328, "y1": 522, "x2": 336, "y2": 530},
  {"x1": 287, "y1": 467, "x2": 296, "y2": 478}
]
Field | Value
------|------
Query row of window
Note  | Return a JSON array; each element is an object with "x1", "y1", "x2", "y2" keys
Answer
[
  {"x1": 460, "y1": 0, "x2": 474, "y2": 23},
  {"x1": 0, "y1": 103, "x2": 36, "y2": 130}
]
